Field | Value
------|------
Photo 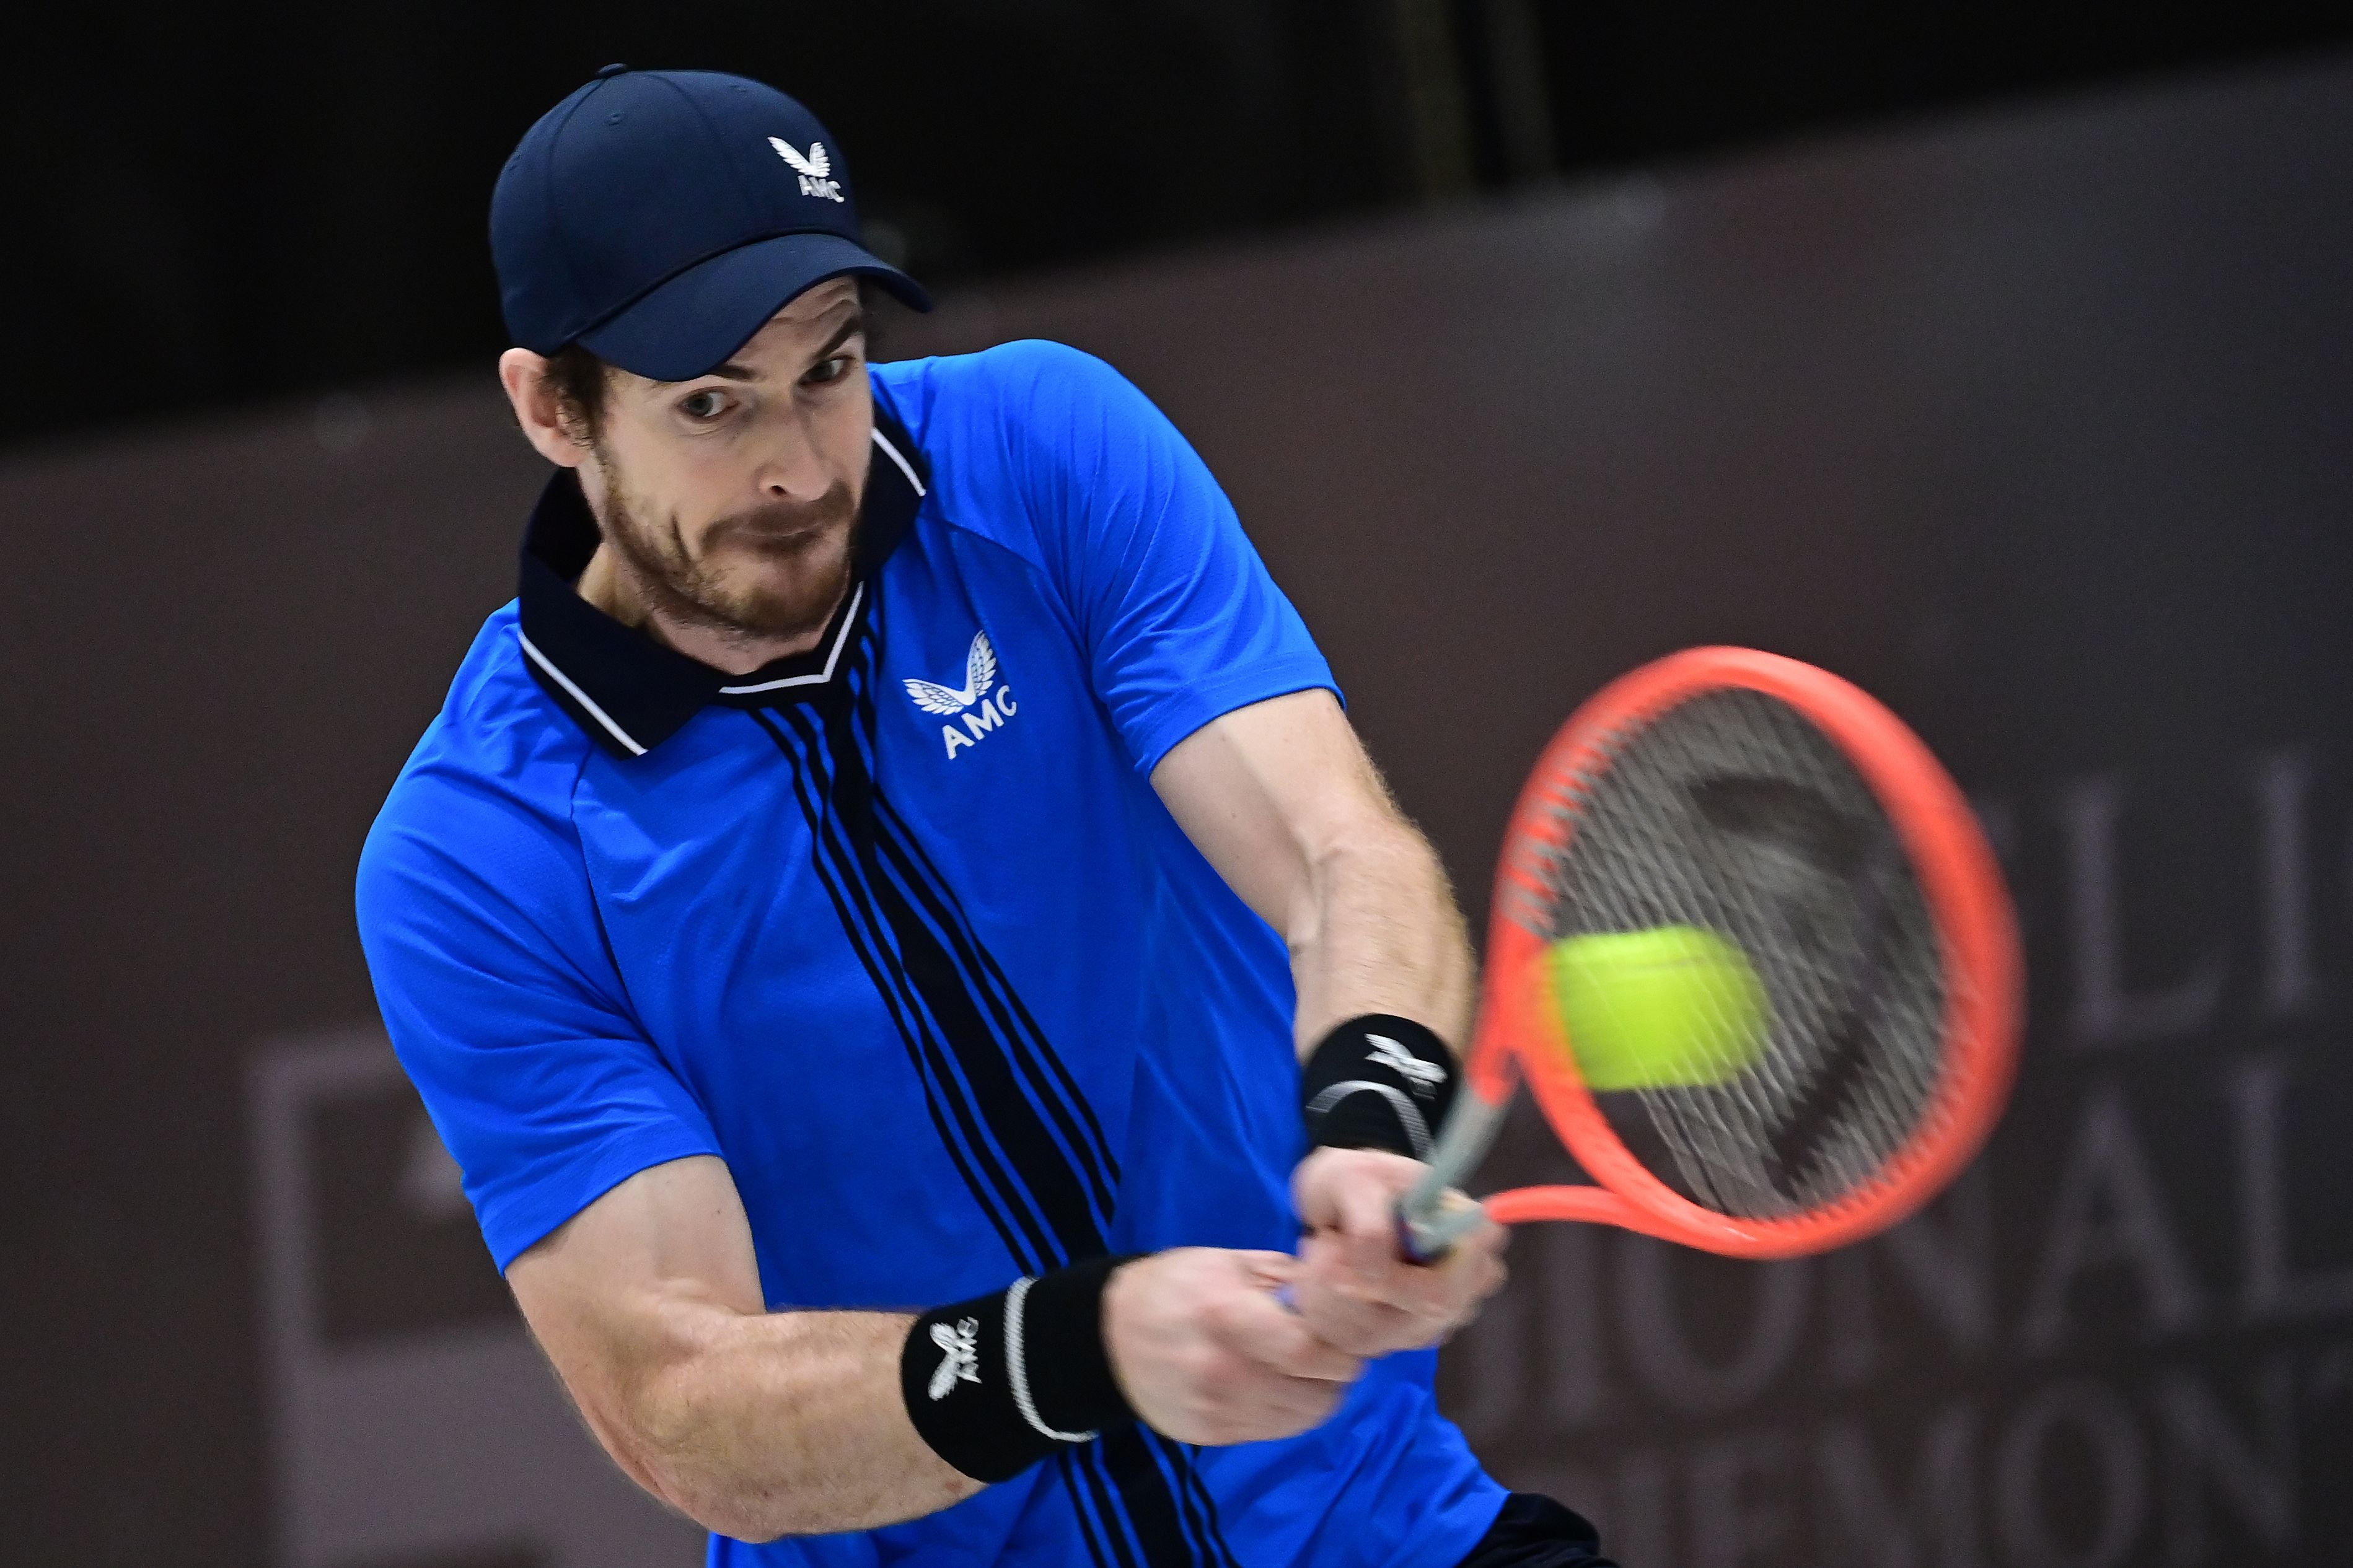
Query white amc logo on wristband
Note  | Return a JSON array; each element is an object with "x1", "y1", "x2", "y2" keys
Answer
[
  {"x1": 926, "y1": 1316, "x2": 980, "y2": 1401},
  {"x1": 921, "y1": 1277, "x2": 1097, "y2": 1445}
]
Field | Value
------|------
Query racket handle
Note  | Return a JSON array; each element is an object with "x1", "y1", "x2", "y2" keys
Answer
[{"x1": 1394, "y1": 1087, "x2": 1511, "y2": 1261}]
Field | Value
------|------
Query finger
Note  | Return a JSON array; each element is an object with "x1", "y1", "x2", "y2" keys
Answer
[
  {"x1": 1291, "y1": 1148, "x2": 1344, "y2": 1232},
  {"x1": 1451, "y1": 1209, "x2": 1510, "y2": 1263},
  {"x1": 1222, "y1": 1291, "x2": 1363, "y2": 1383},
  {"x1": 1215, "y1": 1378, "x2": 1345, "y2": 1445},
  {"x1": 1251, "y1": 1359, "x2": 1356, "y2": 1422},
  {"x1": 1314, "y1": 1300, "x2": 1430, "y2": 1357},
  {"x1": 1305, "y1": 1216, "x2": 1453, "y2": 1322},
  {"x1": 1397, "y1": 1239, "x2": 1503, "y2": 1321},
  {"x1": 1298, "y1": 1230, "x2": 1452, "y2": 1339},
  {"x1": 1257, "y1": 1317, "x2": 1366, "y2": 1385},
  {"x1": 1384, "y1": 1201, "x2": 1508, "y2": 1310},
  {"x1": 1234, "y1": 1249, "x2": 1303, "y2": 1289},
  {"x1": 1291, "y1": 1241, "x2": 1467, "y2": 1355},
  {"x1": 1435, "y1": 1215, "x2": 1510, "y2": 1294},
  {"x1": 1263, "y1": 1373, "x2": 1349, "y2": 1430},
  {"x1": 1319, "y1": 1164, "x2": 1412, "y2": 1284},
  {"x1": 1300, "y1": 1244, "x2": 1467, "y2": 1345},
  {"x1": 1294, "y1": 1147, "x2": 1420, "y2": 1234},
  {"x1": 1285, "y1": 1277, "x2": 1407, "y2": 1357},
  {"x1": 1413, "y1": 1234, "x2": 1511, "y2": 1333}
]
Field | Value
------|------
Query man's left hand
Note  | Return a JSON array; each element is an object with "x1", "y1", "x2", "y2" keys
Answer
[{"x1": 1288, "y1": 1146, "x2": 1508, "y2": 1358}]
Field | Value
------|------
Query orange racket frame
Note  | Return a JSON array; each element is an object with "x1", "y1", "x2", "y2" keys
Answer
[{"x1": 1398, "y1": 647, "x2": 2021, "y2": 1261}]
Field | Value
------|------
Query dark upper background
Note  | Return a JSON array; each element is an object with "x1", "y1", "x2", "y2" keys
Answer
[{"x1": 8, "y1": 0, "x2": 2352, "y2": 455}]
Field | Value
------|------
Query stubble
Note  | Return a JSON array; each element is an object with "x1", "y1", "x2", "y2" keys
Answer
[{"x1": 592, "y1": 442, "x2": 862, "y2": 650}]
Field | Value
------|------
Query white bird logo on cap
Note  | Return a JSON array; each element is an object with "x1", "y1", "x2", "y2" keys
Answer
[{"x1": 768, "y1": 138, "x2": 831, "y2": 178}]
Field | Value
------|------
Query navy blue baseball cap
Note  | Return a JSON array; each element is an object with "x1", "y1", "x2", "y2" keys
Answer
[{"x1": 491, "y1": 65, "x2": 929, "y2": 382}]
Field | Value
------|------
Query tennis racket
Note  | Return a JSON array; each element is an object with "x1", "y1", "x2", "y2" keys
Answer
[{"x1": 1397, "y1": 647, "x2": 2020, "y2": 1261}]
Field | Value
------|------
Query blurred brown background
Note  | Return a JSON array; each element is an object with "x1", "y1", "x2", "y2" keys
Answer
[{"x1": 4, "y1": 8, "x2": 2351, "y2": 1566}]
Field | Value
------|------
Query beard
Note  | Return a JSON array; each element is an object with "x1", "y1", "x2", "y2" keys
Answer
[{"x1": 591, "y1": 445, "x2": 862, "y2": 647}]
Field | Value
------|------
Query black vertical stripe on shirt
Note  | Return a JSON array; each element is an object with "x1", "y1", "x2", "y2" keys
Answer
[
  {"x1": 759, "y1": 705, "x2": 1053, "y2": 1275},
  {"x1": 807, "y1": 680, "x2": 1106, "y2": 1260},
  {"x1": 871, "y1": 787, "x2": 1121, "y2": 1213},
  {"x1": 840, "y1": 609, "x2": 1231, "y2": 1568},
  {"x1": 809, "y1": 609, "x2": 1111, "y2": 1262},
  {"x1": 843, "y1": 636, "x2": 1120, "y2": 1219},
  {"x1": 1099, "y1": 1426, "x2": 1208, "y2": 1568},
  {"x1": 861, "y1": 794, "x2": 1119, "y2": 1225},
  {"x1": 765, "y1": 675, "x2": 1101, "y2": 1269},
  {"x1": 1073, "y1": 1444, "x2": 1163, "y2": 1568},
  {"x1": 1059, "y1": 1449, "x2": 1133, "y2": 1568},
  {"x1": 837, "y1": 761, "x2": 1111, "y2": 1259},
  {"x1": 779, "y1": 740, "x2": 1034, "y2": 1269},
  {"x1": 776, "y1": 602, "x2": 1221, "y2": 1568},
  {"x1": 1166, "y1": 1440, "x2": 1243, "y2": 1568}
]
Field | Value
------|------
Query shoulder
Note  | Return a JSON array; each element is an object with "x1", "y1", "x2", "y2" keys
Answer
[
  {"x1": 874, "y1": 342, "x2": 1197, "y2": 569},
  {"x1": 871, "y1": 339, "x2": 1164, "y2": 493},
  {"x1": 357, "y1": 605, "x2": 599, "y2": 939},
  {"x1": 872, "y1": 338, "x2": 1135, "y2": 442}
]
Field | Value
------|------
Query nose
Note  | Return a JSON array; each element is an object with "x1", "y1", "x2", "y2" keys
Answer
[{"x1": 750, "y1": 410, "x2": 836, "y2": 502}]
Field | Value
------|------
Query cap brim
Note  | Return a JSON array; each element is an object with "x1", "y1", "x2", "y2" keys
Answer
[{"x1": 578, "y1": 232, "x2": 931, "y2": 382}]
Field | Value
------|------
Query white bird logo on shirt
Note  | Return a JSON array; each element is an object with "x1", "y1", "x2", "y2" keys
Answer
[
  {"x1": 768, "y1": 138, "x2": 832, "y2": 178},
  {"x1": 904, "y1": 631, "x2": 999, "y2": 716}
]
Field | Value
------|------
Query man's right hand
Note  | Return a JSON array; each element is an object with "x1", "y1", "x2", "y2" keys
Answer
[{"x1": 1101, "y1": 1248, "x2": 1363, "y2": 1445}]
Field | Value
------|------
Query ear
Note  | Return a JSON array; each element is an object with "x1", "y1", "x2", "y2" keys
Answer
[{"x1": 499, "y1": 348, "x2": 589, "y2": 469}]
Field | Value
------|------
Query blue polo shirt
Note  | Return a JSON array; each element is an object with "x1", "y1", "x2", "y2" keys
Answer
[{"x1": 356, "y1": 340, "x2": 1506, "y2": 1568}]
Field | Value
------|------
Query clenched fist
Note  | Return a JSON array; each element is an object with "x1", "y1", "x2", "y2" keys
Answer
[
  {"x1": 1288, "y1": 1146, "x2": 1508, "y2": 1358},
  {"x1": 1101, "y1": 1248, "x2": 1363, "y2": 1445}
]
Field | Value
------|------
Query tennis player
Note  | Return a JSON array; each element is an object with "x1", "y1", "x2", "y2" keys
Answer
[{"x1": 358, "y1": 67, "x2": 1613, "y2": 1568}]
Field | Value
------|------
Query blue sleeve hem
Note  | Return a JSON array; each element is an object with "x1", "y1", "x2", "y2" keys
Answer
[
  {"x1": 1125, "y1": 655, "x2": 1345, "y2": 776},
  {"x1": 480, "y1": 1128, "x2": 727, "y2": 1274}
]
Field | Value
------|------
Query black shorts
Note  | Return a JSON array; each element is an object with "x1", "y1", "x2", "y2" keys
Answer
[{"x1": 1454, "y1": 1494, "x2": 1617, "y2": 1568}]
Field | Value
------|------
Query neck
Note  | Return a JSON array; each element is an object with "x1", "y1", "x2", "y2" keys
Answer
[{"x1": 576, "y1": 543, "x2": 844, "y2": 677}]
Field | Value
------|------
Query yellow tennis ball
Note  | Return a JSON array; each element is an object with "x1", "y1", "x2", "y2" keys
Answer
[{"x1": 1542, "y1": 925, "x2": 1770, "y2": 1092}]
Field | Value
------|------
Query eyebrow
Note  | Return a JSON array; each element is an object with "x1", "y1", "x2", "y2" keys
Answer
[{"x1": 704, "y1": 307, "x2": 868, "y2": 383}]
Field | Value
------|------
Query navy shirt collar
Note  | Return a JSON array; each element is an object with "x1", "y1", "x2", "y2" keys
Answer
[{"x1": 515, "y1": 404, "x2": 929, "y2": 758}]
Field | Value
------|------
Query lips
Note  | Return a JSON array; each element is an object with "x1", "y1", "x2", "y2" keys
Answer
[{"x1": 725, "y1": 514, "x2": 845, "y2": 550}]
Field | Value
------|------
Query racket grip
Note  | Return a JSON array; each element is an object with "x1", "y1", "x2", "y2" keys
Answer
[
  {"x1": 1397, "y1": 1209, "x2": 1443, "y2": 1265},
  {"x1": 1396, "y1": 1193, "x2": 1489, "y2": 1262},
  {"x1": 1394, "y1": 1087, "x2": 1511, "y2": 1260}
]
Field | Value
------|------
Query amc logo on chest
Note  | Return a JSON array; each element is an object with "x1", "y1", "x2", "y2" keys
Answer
[{"x1": 902, "y1": 629, "x2": 1020, "y2": 760}]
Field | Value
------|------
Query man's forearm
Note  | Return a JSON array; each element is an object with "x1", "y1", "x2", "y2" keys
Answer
[
  {"x1": 1138, "y1": 689, "x2": 1476, "y2": 1057},
  {"x1": 1288, "y1": 821, "x2": 1476, "y2": 1058},
  {"x1": 570, "y1": 1302, "x2": 979, "y2": 1541}
]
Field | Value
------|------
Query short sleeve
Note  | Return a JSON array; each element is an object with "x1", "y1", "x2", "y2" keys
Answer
[
  {"x1": 992, "y1": 341, "x2": 1340, "y2": 773},
  {"x1": 356, "y1": 767, "x2": 721, "y2": 1271}
]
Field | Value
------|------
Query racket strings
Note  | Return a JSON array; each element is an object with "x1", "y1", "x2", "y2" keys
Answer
[{"x1": 1545, "y1": 689, "x2": 1952, "y2": 1220}]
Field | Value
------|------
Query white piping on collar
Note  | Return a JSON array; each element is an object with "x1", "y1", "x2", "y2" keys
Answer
[
  {"x1": 871, "y1": 426, "x2": 926, "y2": 497},
  {"x1": 717, "y1": 582, "x2": 866, "y2": 695},
  {"x1": 518, "y1": 631, "x2": 649, "y2": 757}
]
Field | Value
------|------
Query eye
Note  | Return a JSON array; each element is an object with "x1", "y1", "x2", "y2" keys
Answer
[
  {"x1": 805, "y1": 352, "x2": 858, "y2": 386},
  {"x1": 677, "y1": 388, "x2": 732, "y2": 421}
]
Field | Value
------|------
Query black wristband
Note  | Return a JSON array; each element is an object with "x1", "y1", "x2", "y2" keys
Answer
[
  {"x1": 900, "y1": 1253, "x2": 1143, "y2": 1483},
  {"x1": 1301, "y1": 1014, "x2": 1459, "y2": 1158}
]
